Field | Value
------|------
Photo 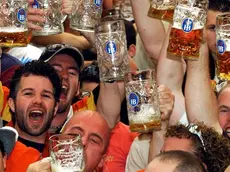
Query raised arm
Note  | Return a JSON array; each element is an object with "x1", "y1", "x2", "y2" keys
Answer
[
  {"x1": 148, "y1": 26, "x2": 186, "y2": 162},
  {"x1": 31, "y1": 33, "x2": 91, "y2": 50},
  {"x1": 97, "y1": 82, "x2": 124, "y2": 129},
  {"x1": 185, "y1": 42, "x2": 222, "y2": 134},
  {"x1": 130, "y1": 0, "x2": 166, "y2": 61},
  {"x1": 157, "y1": 26, "x2": 186, "y2": 125}
]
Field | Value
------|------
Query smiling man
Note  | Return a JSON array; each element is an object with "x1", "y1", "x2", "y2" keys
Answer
[
  {"x1": 39, "y1": 44, "x2": 86, "y2": 134},
  {"x1": 5, "y1": 60, "x2": 61, "y2": 172}
]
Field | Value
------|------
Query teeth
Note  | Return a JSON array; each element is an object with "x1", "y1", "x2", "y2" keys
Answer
[
  {"x1": 31, "y1": 110, "x2": 42, "y2": 114},
  {"x1": 226, "y1": 129, "x2": 230, "y2": 133},
  {"x1": 62, "y1": 85, "x2": 68, "y2": 94},
  {"x1": 62, "y1": 85, "x2": 67, "y2": 90}
]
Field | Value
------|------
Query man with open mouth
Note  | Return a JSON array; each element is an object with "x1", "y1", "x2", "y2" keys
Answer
[
  {"x1": 5, "y1": 60, "x2": 61, "y2": 172},
  {"x1": 39, "y1": 43, "x2": 122, "y2": 134},
  {"x1": 39, "y1": 44, "x2": 86, "y2": 134}
]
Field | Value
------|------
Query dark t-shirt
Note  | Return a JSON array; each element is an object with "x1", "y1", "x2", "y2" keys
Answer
[{"x1": 18, "y1": 137, "x2": 45, "y2": 153}]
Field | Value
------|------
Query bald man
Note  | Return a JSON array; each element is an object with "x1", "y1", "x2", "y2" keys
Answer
[
  {"x1": 62, "y1": 110, "x2": 110, "y2": 172},
  {"x1": 145, "y1": 151, "x2": 207, "y2": 172},
  {"x1": 27, "y1": 110, "x2": 110, "y2": 172}
]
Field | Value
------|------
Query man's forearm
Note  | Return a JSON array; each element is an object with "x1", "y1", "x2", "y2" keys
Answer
[
  {"x1": 185, "y1": 43, "x2": 222, "y2": 134},
  {"x1": 157, "y1": 27, "x2": 186, "y2": 124},
  {"x1": 148, "y1": 121, "x2": 168, "y2": 162},
  {"x1": 32, "y1": 32, "x2": 91, "y2": 50},
  {"x1": 97, "y1": 82, "x2": 123, "y2": 129},
  {"x1": 131, "y1": 0, "x2": 166, "y2": 60}
]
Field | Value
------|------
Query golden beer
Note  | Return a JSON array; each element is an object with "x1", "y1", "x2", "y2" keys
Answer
[
  {"x1": 168, "y1": 28, "x2": 203, "y2": 60},
  {"x1": 216, "y1": 13, "x2": 230, "y2": 81},
  {"x1": 168, "y1": 2, "x2": 207, "y2": 60},
  {"x1": 148, "y1": 7, "x2": 174, "y2": 23},
  {"x1": 217, "y1": 51, "x2": 230, "y2": 80},
  {"x1": 125, "y1": 70, "x2": 162, "y2": 133},
  {"x1": 0, "y1": 31, "x2": 29, "y2": 47},
  {"x1": 0, "y1": 2, "x2": 28, "y2": 47},
  {"x1": 129, "y1": 118, "x2": 161, "y2": 133}
]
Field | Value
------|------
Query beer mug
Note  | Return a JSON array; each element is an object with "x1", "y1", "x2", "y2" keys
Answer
[
  {"x1": 120, "y1": 0, "x2": 134, "y2": 21},
  {"x1": 148, "y1": 0, "x2": 177, "y2": 23},
  {"x1": 95, "y1": 19, "x2": 129, "y2": 82},
  {"x1": 102, "y1": 9, "x2": 121, "y2": 20},
  {"x1": 0, "y1": 0, "x2": 29, "y2": 47},
  {"x1": 69, "y1": 0, "x2": 103, "y2": 32},
  {"x1": 216, "y1": 13, "x2": 230, "y2": 81},
  {"x1": 49, "y1": 134, "x2": 85, "y2": 172},
  {"x1": 125, "y1": 69, "x2": 161, "y2": 133},
  {"x1": 167, "y1": 0, "x2": 208, "y2": 60},
  {"x1": 32, "y1": 0, "x2": 65, "y2": 36}
]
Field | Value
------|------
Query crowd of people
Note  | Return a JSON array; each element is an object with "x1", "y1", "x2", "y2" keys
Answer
[{"x1": 1, "y1": 0, "x2": 230, "y2": 171}]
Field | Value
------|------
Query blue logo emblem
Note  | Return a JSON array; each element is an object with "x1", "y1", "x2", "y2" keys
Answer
[
  {"x1": 217, "y1": 40, "x2": 226, "y2": 54},
  {"x1": 105, "y1": 41, "x2": 117, "y2": 55},
  {"x1": 182, "y1": 18, "x2": 193, "y2": 33},
  {"x1": 17, "y1": 8, "x2": 26, "y2": 23},
  {"x1": 94, "y1": 0, "x2": 102, "y2": 7},
  {"x1": 32, "y1": 0, "x2": 39, "y2": 8},
  {"x1": 129, "y1": 93, "x2": 139, "y2": 107}
]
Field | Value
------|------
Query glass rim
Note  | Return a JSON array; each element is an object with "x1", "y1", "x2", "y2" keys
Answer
[
  {"x1": 49, "y1": 133, "x2": 81, "y2": 141},
  {"x1": 216, "y1": 12, "x2": 230, "y2": 19},
  {"x1": 125, "y1": 68, "x2": 156, "y2": 74}
]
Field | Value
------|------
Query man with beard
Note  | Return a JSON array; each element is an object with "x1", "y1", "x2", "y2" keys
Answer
[
  {"x1": 27, "y1": 110, "x2": 111, "y2": 172},
  {"x1": 39, "y1": 44, "x2": 122, "y2": 133},
  {"x1": 5, "y1": 60, "x2": 61, "y2": 172}
]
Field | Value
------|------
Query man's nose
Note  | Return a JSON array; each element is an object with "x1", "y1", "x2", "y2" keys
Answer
[
  {"x1": 81, "y1": 135, "x2": 88, "y2": 150},
  {"x1": 60, "y1": 70, "x2": 68, "y2": 80},
  {"x1": 32, "y1": 94, "x2": 42, "y2": 104}
]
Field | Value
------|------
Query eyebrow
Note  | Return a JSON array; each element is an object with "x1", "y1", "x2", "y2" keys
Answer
[
  {"x1": 68, "y1": 66, "x2": 79, "y2": 72},
  {"x1": 21, "y1": 88, "x2": 54, "y2": 95},
  {"x1": 21, "y1": 88, "x2": 33, "y2": 92},
  {"x1": 51, "y1": 63, "x2": 79, "y2": 72},
  {"x1": 219, "y1": 105, "x2": 230, "y2": 111},
  {"x1": 69, "y1": 126, "x2": 84, "y2": 133},
  {"x1": 69, "y1": 126, "x2": 103, "y2": 143},
  {"x1": 43, "y1": 89, "x2": 54, "y2": 95},
  {"x1": 90, "y1": 133, "x2": 103, "y2": 143}
]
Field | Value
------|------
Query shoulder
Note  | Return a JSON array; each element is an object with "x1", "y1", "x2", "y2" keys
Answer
[{"x1": 6, "y1": 141, "x2": 41, "y2": 172}]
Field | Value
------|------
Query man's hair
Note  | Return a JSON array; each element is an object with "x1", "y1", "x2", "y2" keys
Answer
[
  {"x1": 208, "y1": 0, "x2": 230, "y2": 12},
  {"x1": 155, "y1": 150, "x2": 207, "y2": 172},
  {"x1": 8, "y1": 60, "x2": 62, "y2": 123},
  {"x1": 165, "y1": 123, "x2": 230, "y2": 172},
  {"x1": 0, "y1": 140, "x2": 5, "y2": 157}
]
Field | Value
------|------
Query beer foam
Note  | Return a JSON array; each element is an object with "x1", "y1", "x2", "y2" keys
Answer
[
  {"x1": 51, "y1": 163, "x2": 78, "y2": 172},
  {"x1": 0, "y1": 27, "x2": 28, "y2": 32},
  {"x1": 172, "y1": 4, "x2": 205, "y2": 30},
  {"x1": 130, "y1": 104, "x2": 160, "y2": 123}
]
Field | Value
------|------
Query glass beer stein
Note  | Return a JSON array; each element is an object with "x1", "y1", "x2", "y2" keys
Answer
[
  {"x1": 49, "y1": 134, "x2": 85, "y2": 172},
  {"x1": 216, "y1": 13, "x2": 230, "y2": 81},
  {"x1": 0, "y1": 0, "x2": 29, "y2": 47},
  {"x1": 125, "y1": 69, "x2": 161, "y2": 133},
  {"x1": 95, "y1": 19, "x2": 129, "y2": 82},
  {"x1": 148, "y1": 0, "x2": 177, "y2": 23},
  {"x1": 120, "y1": 0, "x2": 134, "y2": 21},
  {"x1": 167, "y1": 0, "x2": 208, "y2": 60},
  {"x1": 69, "y1": 0, "x2": 103, "y2": 32},
  {"x1": 32, "y1": 0, "x2": 66, "y2": 36}
]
